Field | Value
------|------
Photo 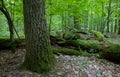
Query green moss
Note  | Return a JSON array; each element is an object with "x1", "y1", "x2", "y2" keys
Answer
[
  {"x1": 66, "y1": 39, "x2": 100, "y2": 50},
  {"x1": 100, "y1": 43, "x2": 120, "y2": 63},
  {"x1": 81, "y1": 51, "x2": 100, "y2": 57},
  {"x1": 52, "y1": 47, "x2": 82, "y2": 56},
  {"x1": 63, "y1": 32, "x2": 83, "y2": 40},
  {"x1": 90, "y1": 30, "x2": 105, "y2": 40}
]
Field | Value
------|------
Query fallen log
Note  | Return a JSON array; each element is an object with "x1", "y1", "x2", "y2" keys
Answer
[
  {"x1": 0, "y1": 36, "x2": 120, "y2": 64},
  {"x1": 0, "y1": 38, "x2": 25, "y2": 50},
  {"x1": 65, "y1": 39, "x2": 101, "y2": 53},
  {"x1": 52, "y1": 47, "x2": 82, "y2": 56}
]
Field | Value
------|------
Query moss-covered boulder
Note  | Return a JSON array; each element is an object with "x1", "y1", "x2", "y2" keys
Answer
[
  {"x1": 100, "y1": 43, "x2": 120, "y2": 63},
  {"x1": 63, "y1": 32, "x2": 83, "y2": 40},
  {"x1": 90, "y1": 30, "x2": 105, "y2": 41}
]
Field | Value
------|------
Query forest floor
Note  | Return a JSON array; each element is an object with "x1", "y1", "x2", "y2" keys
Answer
[
  {"x1": 0, "y1": 48, "x2": 120, "y2": 77},
  {"x1": 0, "y1": 34, "x2": 120, "y2": 77}
]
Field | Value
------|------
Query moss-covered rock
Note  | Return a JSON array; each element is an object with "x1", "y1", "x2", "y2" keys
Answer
[
  {"x1": 90, "y1": 30, "x2": 105, "y2": 41},
  {"x1": 63, "y1": 32, "x2": 84, "y2": 40},
  {"x1": 100, "y1": 43, "x2": 120, "y2": 63}
]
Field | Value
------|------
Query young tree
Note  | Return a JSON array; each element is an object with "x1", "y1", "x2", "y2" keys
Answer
[
  {"x1": 100, "y1": 2, "x2": 105, "y2": 33},
  {"x1": 106, "y1": 0, "x2": 112, "y2": 32},
  {"x1": 0, "y1": 0, "x2": 15, "y2": 52},
  {"x1": 118, "y1": 14, "x2": 120, "y2": 34},
  {"x1": 22, "y1": 0, "x2": 56, "y2": 73}
]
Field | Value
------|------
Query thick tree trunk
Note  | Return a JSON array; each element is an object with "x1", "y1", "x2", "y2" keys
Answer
[{"x1": 22, "y1": 0, "x2": 56, "y2": 73}]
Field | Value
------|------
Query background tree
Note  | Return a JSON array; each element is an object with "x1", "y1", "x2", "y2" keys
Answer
[
  {"x1": 118, "y1": 14, "x2": 120, "y2": 34},
  {"x1": 0, "y1": 0, "x2": 16, "y2": 52},
  {"x1": 106, "y1": 0, "x2": 112, "y2": 32},
  {"x1": 21, "y1": 0, "x2": 56, "y2": 73},
  {"x1": 0, "y1": 0, "x2": 120, "y2": 38}
]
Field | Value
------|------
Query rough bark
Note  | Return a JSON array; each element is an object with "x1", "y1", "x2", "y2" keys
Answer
[{"x1": 22, "y1": 0, "x2": 56, "y2": 73}]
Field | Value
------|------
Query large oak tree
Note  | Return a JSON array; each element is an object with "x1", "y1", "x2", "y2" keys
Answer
[{"x1": 22, "y1": 0, "x2": 56, "y2": 73}]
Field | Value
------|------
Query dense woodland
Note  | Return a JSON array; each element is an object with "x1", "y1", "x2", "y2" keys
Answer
[{"x1": 0, "y1": 0, "x2": 120, "y2": 77}]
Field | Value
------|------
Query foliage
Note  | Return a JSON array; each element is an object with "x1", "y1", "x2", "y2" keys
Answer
[
  {"x1": 0, "y1": 0, "x2": 24, "y2": 38},
  {"x1": 0, "y1": 0, "x2": 120, "y2": 38}
]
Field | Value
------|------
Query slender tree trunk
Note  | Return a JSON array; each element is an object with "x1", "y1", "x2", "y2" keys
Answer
[
  {"x1": 114, "y1": 16, "x2": 118, "y2": 33},
  {"x1": 106, "y1": 0, "x2": 112, "y2": 32},
  {"x1": 49, "y1": 15, "x2": 52, "y2": 33},
  {"x1": 100, "y1": 2, "x2": 104, "y2": 33},
  {"x1": 118, "y1": 14, "x2": 120, "y2": 34},
  {"x1": 22, "y1": 0, "x2": 56, "y2": 73},
  {"x1": 74, "y1": 16, "x2": 79, "y2": 30},
  {"x1": 111, "y1": 21, "x2": 114, "y2": 33},
  {"x1": 90, "y1": 10, "x2": 93, "y2": 30},
  {"x1": 0, "y1": 0, "x2": 15, "y2": 52},
  {"x1": 84, "y1": 9, "x2": 88, "y2": 30},
  {"x1": 62, "y1": 12, "x2": 67, "y2": 33},
  {"x1": 62, "y1": 14, "x2": 65, "y2": 33},
  {"x1": 49, "y1": 0, "x2": 52, "y2": 34}
]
